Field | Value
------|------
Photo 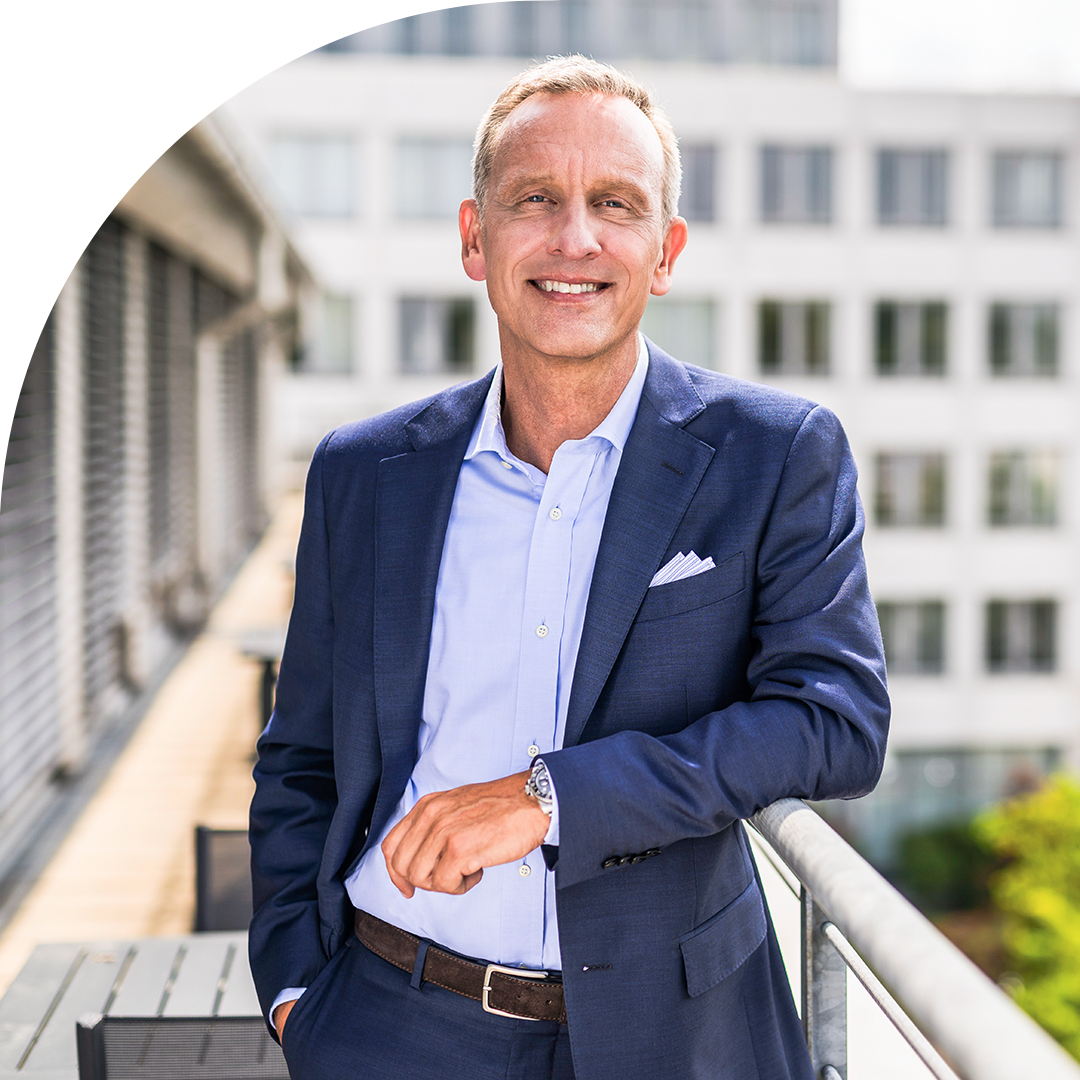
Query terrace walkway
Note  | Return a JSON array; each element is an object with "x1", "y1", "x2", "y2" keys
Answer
[{"x1": 0, "y1": 495, "x2": 302, "y2": 997}]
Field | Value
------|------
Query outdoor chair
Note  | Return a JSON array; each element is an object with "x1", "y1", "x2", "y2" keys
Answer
[
  {"x1": 193, "y1": 827, "x2": 251, "y2": 933},
  {"x1": 76, "y1": 1013, "x2": 288, "y2": 1079}
]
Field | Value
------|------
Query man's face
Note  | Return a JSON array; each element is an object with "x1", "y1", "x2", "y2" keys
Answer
[{"x1": 460, "y1": 92, "x2": 687, "y2": 367}]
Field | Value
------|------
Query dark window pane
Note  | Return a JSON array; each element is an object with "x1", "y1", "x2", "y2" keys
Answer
[{"x1": 681, "y1": 145, "x2": 717, "y2": 222}]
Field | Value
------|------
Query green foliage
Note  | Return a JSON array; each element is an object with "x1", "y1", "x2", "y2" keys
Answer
[
  {"x1": 895, "y1": 819, "x2": 993, "y2": 913},
  {"x1": 975, "y1": 774, "x2": 1080, "y2": 1061}
]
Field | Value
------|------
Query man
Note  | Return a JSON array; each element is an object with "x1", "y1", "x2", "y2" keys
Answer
[{"x1": 250, "y1": 56, "x2": 889, "y2": 1080}]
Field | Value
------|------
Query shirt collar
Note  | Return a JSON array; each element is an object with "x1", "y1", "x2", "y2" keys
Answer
[{"x1": 466, "y1": 334, "x2": 649, "y2": 463}]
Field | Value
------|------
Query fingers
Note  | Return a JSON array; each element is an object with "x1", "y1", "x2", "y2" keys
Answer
[
  {"x1": 383, "y1": 796, "x2": 483, "y2": 896},
  {"x1": 379, "y1": 772, "x2": 543, "y2": 897}
]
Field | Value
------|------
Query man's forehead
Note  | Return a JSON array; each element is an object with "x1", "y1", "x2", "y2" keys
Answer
[{"x1": 492, "y1": 92, "x2": 664, "y2": 189}]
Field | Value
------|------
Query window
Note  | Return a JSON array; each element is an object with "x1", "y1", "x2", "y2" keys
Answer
[
  {"x1": 270, "y1": 135, "x2": 355, "y2": 218},
  {"x1": 627, "y1": 0, "x2": 710, "y2": 61},
  {"x1": 875, "y1": 302, "x2": 947, "y2": 376},
  {"x1": 739, "y1": 0, "x2": 833, "y2": 66},
  {"x1": 988, "y1": 451, "x2": 1058, "y2": 526},
  {"x1": 400, "y1": 298, "x2": 475, "y2": 374},
  {"x1": 989, "y1": 303, "x2": 1058, "y2": 377},
  {"x1": 761, "y1": 146, "x2": 832, "y2": 223},
  {"x1": 874, "y1": 453, "x2": 946, "y2": 527},
  {"x1": 444, "y1": 7, "x2": 472, "y2": 54},
  {"x1": 992, "y1": 152, "x2": 1063, "y2": 227},
  {"x1": 396, "y1": 138, "x2": 474, "y2": 220},
  {"x1": 758, "y1": 301, "x2": 829, "y2": 375},
  {"x1": 640, "y1": 299, "x2": 716, "y2": 369},
  {"x1": 561, "y1": 0, "x2": 591, "y2": 54},
  {"x1": 509, "y1": 1, "x2": 539, "y2": 55},
  {"x1": 877, "y1": 601, "x2": 945, "y2": 674},
  {"x1": 986, "y1": 600, "x2": 1056, "y2": 672},
  {"x1": 680, "y1": 145, "x2": 718, "y2": 223},
  {"x1": 300, "y1": 294, "x2": 354, "y2": 374},
  {"x1": 877, "y1": 150, "x2": 948, "y2": 226}
]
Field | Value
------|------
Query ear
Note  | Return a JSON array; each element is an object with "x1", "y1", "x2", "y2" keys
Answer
[
  {"x1": 650, "y1": 216, "x2": 688, "y2": 297},
  {"x1": 460, "y1": 199, "x2": 486, "y2": 282}
]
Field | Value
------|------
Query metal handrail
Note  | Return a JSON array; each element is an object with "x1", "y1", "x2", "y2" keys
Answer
[{"x1": 750, "y1": 798, "x2": 1080, "y2": 1080}]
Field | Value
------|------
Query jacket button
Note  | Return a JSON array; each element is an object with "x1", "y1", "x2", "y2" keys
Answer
[
  {"x1": 646, "y1": 848, "x2": 661, "y2": 858},
  {"x1": 602, "y1": 857, "x2": 618, "y2": 870}
]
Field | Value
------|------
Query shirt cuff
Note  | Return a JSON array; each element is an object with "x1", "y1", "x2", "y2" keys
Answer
[
  {"x1": 542, "y1": 764, "x2": 560, "y2": 847},
  {"x1": 270, "y1": 987, "x2": 306, "y2": 1026}
]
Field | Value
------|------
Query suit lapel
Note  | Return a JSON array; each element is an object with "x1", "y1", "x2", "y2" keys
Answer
[
  {"x1": 372, "y1": 376, "x2": 492, "y2": 810},
  {"x1": 563, "y1": 347, "x2": 715, "y2": 748}
]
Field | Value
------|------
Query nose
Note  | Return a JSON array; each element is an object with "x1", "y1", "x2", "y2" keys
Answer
[{"x1": 547, "y1": 201, "x2": 602, "y2": 260}]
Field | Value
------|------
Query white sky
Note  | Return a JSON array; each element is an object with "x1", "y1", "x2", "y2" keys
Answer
[
  {"x1": 843, "y1": 0, "x2": 1080, "y2": 93},
  {"x1": 3, "y1": 0, "x2": 1080, "y2": 429}
]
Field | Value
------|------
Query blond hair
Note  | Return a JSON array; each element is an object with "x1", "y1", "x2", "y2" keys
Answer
[{"x1": 473, "y1": 55, "x2": 681, "y2": 224}]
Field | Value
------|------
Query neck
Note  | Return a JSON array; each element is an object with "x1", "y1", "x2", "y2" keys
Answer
[{"x1": 500, "y1": 334, "x2": 639, "y2": 474}]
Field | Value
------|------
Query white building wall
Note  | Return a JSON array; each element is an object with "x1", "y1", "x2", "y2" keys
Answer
[{"x1": 220, "y1": 55, "x2": 1080, "y2": 831}]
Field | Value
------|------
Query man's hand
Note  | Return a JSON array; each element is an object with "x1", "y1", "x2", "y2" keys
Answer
[
  {"x1": 273, "y1": 999, "x2": 296, "y2": 1041},
  {"x1": 382, "y1": 770, "x2": 550, "y2": 897}
]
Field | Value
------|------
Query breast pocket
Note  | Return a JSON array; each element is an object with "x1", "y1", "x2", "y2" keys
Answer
[
  {"x1": 636, "y1": 551, "x2": 745, "y2": 624},
  {"x1": 678, "y1": 878, "x2": 767, "y2": 998}
]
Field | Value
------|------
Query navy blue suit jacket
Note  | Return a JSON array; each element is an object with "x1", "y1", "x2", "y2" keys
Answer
[{"x1": 249, "y1": 343, "x2": 890, "y2": 1079}]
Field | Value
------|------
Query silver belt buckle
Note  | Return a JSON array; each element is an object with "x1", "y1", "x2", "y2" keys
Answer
[{"x1": 482, "y1": 963, "x2": 547, "y2": 1020}]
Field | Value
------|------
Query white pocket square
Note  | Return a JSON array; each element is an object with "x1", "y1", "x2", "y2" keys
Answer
[{"x1": 649, "y1": 551, "x2": 716, "y2": 588}]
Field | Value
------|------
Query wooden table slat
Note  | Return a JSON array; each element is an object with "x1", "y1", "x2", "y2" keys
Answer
[
  {"x1": 105, "y1": 938, "x2": 185, "y2": 1018},
  {"x1": 216, "y1": 947, "x2": 262, "y2": 1017},
  {"x1": 0, "y1": 946, "x2": 85, "y2": 1071},
  {"x1": 162, "y1": 934, "x2": 241, "y2": 1017},
  {"x1": 23, "y1": 945, "x2": 127, "y2": 1072}
]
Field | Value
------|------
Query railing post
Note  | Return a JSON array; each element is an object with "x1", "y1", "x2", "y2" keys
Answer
[{"x1": 802, "y1": 886, "x2": 847, "y2": 1080}]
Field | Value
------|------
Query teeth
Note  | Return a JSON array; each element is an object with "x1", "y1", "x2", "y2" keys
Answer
[{"x1": 538, "y1": 280, "x2": 599, "y2": 294}]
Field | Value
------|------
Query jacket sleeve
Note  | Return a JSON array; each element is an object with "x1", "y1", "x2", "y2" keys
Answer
[
  {"x1": 248, "y1": 433, "x2": 338, "y2": 1023},
  {"x1": 541, "y1": 405, "x2": 890, "y2": 890}
]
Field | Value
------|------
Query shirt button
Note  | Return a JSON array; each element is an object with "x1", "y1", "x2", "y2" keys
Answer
[
  {"x1": 536, "y1": 624, "x2": 548, "y2": 638},
  {"x1": 527, "y1": 744, "x2": 540, "y2": 757},
  {"x1": 549, "y1": 507, "x2": 563, "y2": 520},
  {"x1": 501, "y1": 460, "x2": 513, "y2": 470},
  {"x1": 519, "y1": 864, "x2": 531, "y2": 877}
]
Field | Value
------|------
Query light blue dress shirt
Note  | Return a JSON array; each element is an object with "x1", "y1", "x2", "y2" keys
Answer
[{"x1": 273, "y1": 339, "x2": 647, "y2": 1015}]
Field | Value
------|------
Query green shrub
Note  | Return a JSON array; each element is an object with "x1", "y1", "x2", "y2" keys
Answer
[
  {"x1": 895, "y1": 818, "x2": 993, "y2": 914},
  {"x1": 975, "y1": 774, "x2": 1080, "y2": 1062}
]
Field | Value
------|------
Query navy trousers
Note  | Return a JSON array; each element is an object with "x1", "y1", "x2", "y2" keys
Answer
[{"x1": 281, "y1": 936, "x2": 576, "y2": 1080}]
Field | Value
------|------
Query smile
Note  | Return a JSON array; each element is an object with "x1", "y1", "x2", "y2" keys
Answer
[{"x1": 533, "y1": 280, "x2": 606, "y2": 294}]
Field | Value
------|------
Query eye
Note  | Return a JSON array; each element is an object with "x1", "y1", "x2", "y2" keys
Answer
[
  {"x1": 600, "y1": 198, "x2": 629, "y2": 209},
  {"x1": 524, "y1": 194, "x2": 549, "y2": 203}
]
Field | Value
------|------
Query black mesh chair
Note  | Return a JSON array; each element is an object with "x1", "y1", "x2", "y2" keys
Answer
[
  {"x1": 193, "y1": 828, "x2": 252, "y2": 933},
  {"x1": 76, "y1": 1014, "x2": 288, "y2": 1079}
]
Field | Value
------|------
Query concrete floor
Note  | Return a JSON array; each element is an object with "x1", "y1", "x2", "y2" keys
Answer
[{"x1": 0, "y1": 495, "x2": 303, "y2": 997}]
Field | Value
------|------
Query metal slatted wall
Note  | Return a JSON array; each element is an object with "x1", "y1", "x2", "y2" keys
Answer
[
  {"x1": 0, "y1": 319, "x2": 60, "y2": 847},
  {"x1": 82, "y1": 217, "x2": 128, "y2": 725},
  {"x1": 194, "y1": 270, "x2": 258, "y2": 579},
  {"x1": 147, "y1": 244, "x2": 201, "y2": 633},
  {"x1": 147, "y1": 243, "x2": 172, "y2": 578},
  {"x1": 221, "y1": 330, "x2": 263, "y2": 569}
]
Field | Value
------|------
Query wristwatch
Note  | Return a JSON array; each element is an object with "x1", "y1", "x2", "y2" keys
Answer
[{"x1": 524, "y1": 758, "x2": 554, "y2": 816}]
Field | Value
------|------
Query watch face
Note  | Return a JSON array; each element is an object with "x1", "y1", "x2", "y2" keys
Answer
[{"x1": 528, "y1": 762, "x2": 553, "y2": 804}]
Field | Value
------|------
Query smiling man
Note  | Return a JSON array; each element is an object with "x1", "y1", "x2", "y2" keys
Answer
[{"x1": 249, "y1": 57, "x2": 889, "y2": 1080}]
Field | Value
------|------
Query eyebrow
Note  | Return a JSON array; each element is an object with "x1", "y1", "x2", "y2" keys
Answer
[{"x1": 496, "y1": 171, "x2": 657, "y2": 207}]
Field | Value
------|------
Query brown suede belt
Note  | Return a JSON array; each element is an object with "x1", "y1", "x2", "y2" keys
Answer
[{"x1": 354, "y1": 910, "x2": 566, "y2": 1024}]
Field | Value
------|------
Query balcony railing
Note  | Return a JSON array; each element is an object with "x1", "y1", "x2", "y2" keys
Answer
[{"x1": 749, "y1": 798, "x2": 1080, "y2": 1080}]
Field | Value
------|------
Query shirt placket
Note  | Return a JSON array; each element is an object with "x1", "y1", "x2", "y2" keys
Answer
[{"x1": 502, "y1": 441, "x2": 599, "y2": 960}]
